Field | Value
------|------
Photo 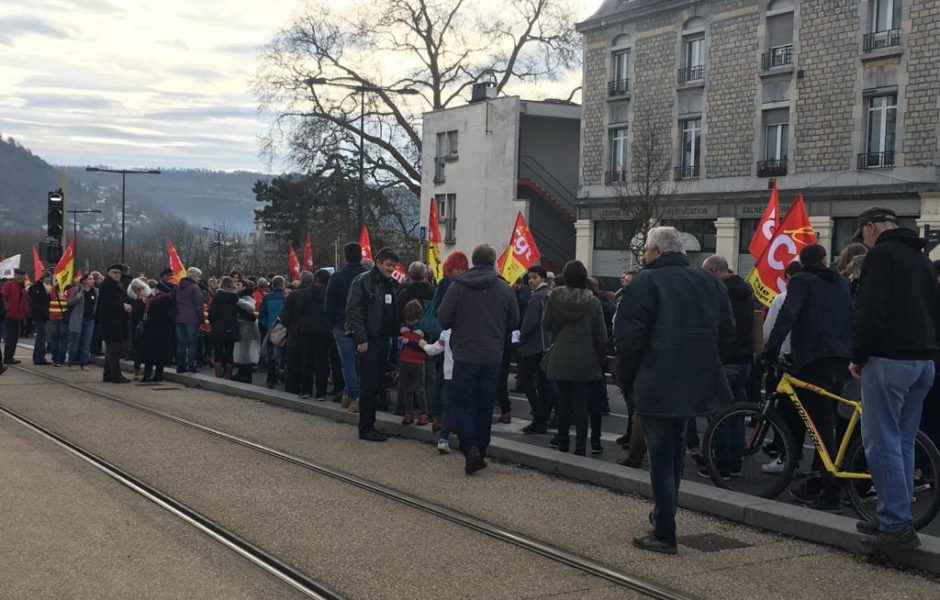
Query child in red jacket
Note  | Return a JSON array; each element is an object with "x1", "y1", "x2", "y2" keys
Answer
[{"x1": 397, "y1": 299, "x2": 428, "y2": 425}]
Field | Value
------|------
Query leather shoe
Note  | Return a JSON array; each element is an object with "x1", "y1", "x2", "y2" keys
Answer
[
  {"x1": 521, "y1": 422, "x2": 548, "y2": 434},
  {"x1": 465, "y1": 447, "x2": 485, "y2": 475},
  {"x1": 111, "y1": 377, "x2": 131, "y2": 384},
  {"x1": 860, "y1": 525, "x2": 920, "y2": 550},
  {"x1": 359, "y1": 430, "x2": 388, "y2": 442},
  {"x1": 632, "y1": 534, "x2": 677, "y2": 555},
  {"x1": 4, "y1": 359, "x2": 21, "y2": 365}
]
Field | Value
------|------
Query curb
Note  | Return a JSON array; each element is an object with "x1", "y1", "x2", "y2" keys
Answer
[{"x1": 75, "y1": 355, "x2": 938, "y2": 575}]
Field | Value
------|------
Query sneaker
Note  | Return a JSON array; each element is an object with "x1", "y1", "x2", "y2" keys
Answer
[
  {"x1": 632, "y1": 534, "x2": 677, "y2": 555},
  {"x1": 402, "y1": 413, "x2": 414, "y2": 425},
  {"x1": 52, "y1": 362, "x2": 62, "y2": 367},
  {"x1": 498, "y1": 411, "x2": 512, "y2": 424},
  {"x1": 615, "y1": 434, "x2": 628, "y2": 446},
  {"x1": 914, "y1": 477, "x2": 934, "y2": 493},
  {"x1": 437, "y1": 439, "x2": 451, "y2": 454},
  {"x1": 699, "y1": 468, "x2": 729, "y2": 481},
  {"x1": 860, "y1": 525, "x2": 921, "y2": 550},
  {"x1": 348, "y1": 400, "x2": 359, "y2": 413},
  {"x1": 416, "y1": 413, "x2": 429, "y2": 426},
  {"x1": 69, "y1": 365, "x2": 80, "y2": 370},
  {"x1": 80, "y1": 365, "x2": 88, "y2": 371},
  {"x1": 548, "y1": 435, "x2": 560, "y2": 448},
  {"x1": 591, "y1": 442, "x2": 604, "y2": 455},
  {"x1": 761, "y1": 457, "x2": 787, "y2": 473}
]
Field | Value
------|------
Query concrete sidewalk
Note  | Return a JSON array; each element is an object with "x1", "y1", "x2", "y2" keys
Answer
[{"x1": 66, "y1": 349, "x2": 938, "y2": 577}]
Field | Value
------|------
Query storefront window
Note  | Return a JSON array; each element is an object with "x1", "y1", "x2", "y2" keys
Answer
[
  {"x1": 739, "y1": 218, "x2": 760, "y2": 255},
  {"x1": 594, "y1": 220, "x2": 638, "y2": 251},
  {"x1": 832, "y1": 215, "x2": 918, "y2": 256},
  {"x1": 662, "y1": 219, "x2": 716, "y2": 253}
]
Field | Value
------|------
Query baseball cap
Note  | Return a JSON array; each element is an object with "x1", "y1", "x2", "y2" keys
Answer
[{"x1": 852, "y1": 207, "x2": 897, "y2": 241}]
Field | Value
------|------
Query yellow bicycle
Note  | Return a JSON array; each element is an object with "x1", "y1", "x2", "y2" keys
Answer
[{"x1": 701, "y1": 360, "x2": 940, "y2": 529}]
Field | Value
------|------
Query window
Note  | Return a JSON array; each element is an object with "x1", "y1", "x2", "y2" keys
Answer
[
  {"x1": 609, "y1": 100, "x2": 629, "y2": 125},
  {"x1": 609, "y1": 49, "x2": 630, "y2": 96},
  {"x1": 594, "y1": 220, "x2": 638, "y2": 251},
  {"x1": 763, "y1": 108, "x2": 789, "y2": 165},
  {"x1": 863, "y1": 94, "x2": 897, "y2": 168},
  {"x1": 436, "y1": 194, "x2": 457, "y2": 243},
  {"x1": 446, "y1": 131, "x2": 458, "y2": 157},
  {"x1": 661, "y1": 219, "x2": 716, "y2": 253},
  {"x1": 871, "y1": 0, "x2": 900, "y2": 33},
  {"x1": 678, "y1": 35, "x2": 705, "y2": 83},
  {"x1": 434, "y1": 133, "x2": 447, "y2": 182},
  {"x1": 738, "y1": 218, "x2": 761, "y2": 254},
  {"x1": 607, "y1": 127, "x2": 628, "y2": 184},
  {"x1": 677, "y1": 119, "x2": 701, "y2": 179}
]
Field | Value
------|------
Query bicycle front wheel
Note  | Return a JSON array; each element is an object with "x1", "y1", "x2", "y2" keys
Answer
[
  {"x1": 845, "y1": 431, "x2": 940, "y2": 531},
  {"x1": 702, "y1": 402, "x2": 797, "y2": 499}
]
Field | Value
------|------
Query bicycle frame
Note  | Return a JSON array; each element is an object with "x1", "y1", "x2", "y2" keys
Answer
[{"x1": 776, "y1": 373, "x2": 872, "y2": 480}]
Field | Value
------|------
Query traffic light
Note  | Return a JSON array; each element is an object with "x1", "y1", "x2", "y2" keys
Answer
[
  {"x1": 48, "y1": 189, "x2": 64, "y2": 239},
  {"x1": 41, "y1": 241, "x2": 63, "y2": 265}
]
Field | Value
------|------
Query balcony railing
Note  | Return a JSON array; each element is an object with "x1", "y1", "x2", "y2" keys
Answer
[
  {"x1": 433, "y1": 157, "x2": 446, "y2": 183},
  {"x1": 674, "y1": 165, "x2": 700, "y2": 180},
  {"x1": 677, "y1": 65, "x2": 704, "y2": 84},
  {"x1": 858, "y1": 151, "x2": 895, "y2": 170},
  {"x1": 761, "y1": 45, "x2": 793, "y2": 70},
  {"x1": 604, "y1": 170, "x2": 628, "y2": 185},
  {"x1": 757, "y1": 158, "x2": 788, "y2": 177},
  {"x1": 863, "y1": 29, "x2": 901, "y2": 52},
  {"x1": 607, "y1": 79, "x2": 630, "y2": 96}
]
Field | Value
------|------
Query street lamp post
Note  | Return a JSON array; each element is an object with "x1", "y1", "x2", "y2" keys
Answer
[
  {"x1": 66, "y1": 209, "x2": 102, "y2": 264},
  {"x1": 85, "y1": 166, "x2": 161, "y2": 263},
  {"x1": 202, "y1": 227, "x2": 223, "y2": 276},
  {"x1": 303, "y1": 78, "x2": 419, "y2": 231}
]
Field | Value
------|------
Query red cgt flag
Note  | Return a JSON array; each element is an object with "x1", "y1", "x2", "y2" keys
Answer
[
  {"x1": 287, "y1": 244, "x2": 301, "y2": 279},
  {"x1": 302, "y1": 232, "x2": 314, "y2": 272},
  {"x1": 747, "y1": 194, "x2": 815, "y2": 307},
  {"x1": 748, "y1": 181, "x2": 779, "y2": 260},
  {"x1": 498, "y1": 212, "x2": 540, "y2": 284},
  {"x1": 359, "y1": 225, "x2": 373, "y2": 261}
]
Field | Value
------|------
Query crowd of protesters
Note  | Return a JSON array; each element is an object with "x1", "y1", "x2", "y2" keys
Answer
[{"x1": 1, "y1": 206, "x2": 938, "y2": 555}]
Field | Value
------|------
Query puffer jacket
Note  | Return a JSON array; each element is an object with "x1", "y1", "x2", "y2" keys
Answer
[{"x1": 542, "y1": 287, "x2": 608, "y2": 382}]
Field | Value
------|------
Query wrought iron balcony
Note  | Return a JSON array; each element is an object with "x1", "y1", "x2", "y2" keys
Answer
[
  {"x1": 761, "y1": 45, "x2": 793, "y2": 70},
  {"x1": 674, "y1": 165, "x2": 700, "y2": 180},
  {"x1": 677, "y1": 65, "x2": 704, "y2": 84},
  {"x1": 757, "y1": 159, "x2": 788, "y2": 177},
  {"x1": 607, "y1": 79, "x2": 630, "y2": 97},
  {"x1": 858, "y1": 151, "x2": 895, "y2": 170},
  {"x1": 863, "y1": 29, "x2": 901, "y2": 52},
  {"x1": 604, "y1": 170, "x2": 628, "y2": 185}
]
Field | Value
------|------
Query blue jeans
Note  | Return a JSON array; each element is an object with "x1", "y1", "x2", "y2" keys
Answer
[
  {"x1": 332, "y1": 326, "x2": 360, "y2": 400},
  {"x1": 861, "y1": 357, "x2": 934, "y2": 531},
  {"x1": 714, "y1": 363, "x2": 751, "y2": 475},
  {"x1": 49, "y1": 320, "x2": 69, "y2": 365},
  {"x1": 68, "y1": 320, "x2": 95, "y2": 367},
  {"x1": 451, "y1": 362, "x2": 501, "y2": 457},
  {"x1": 175, "y1": 323, "x2": 199, "y2": 370},
  {"x1": 32, "y1": 320, "x2": 48, "y2": 364},
  {"x1": 643, "y1": 415, "x2": 687, "y2": 544}
]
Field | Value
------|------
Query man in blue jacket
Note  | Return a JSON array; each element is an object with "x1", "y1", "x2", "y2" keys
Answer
[
  {"x1": 763, "y1": 244, "x2": 852, "y2": 512},
  {"x1": 325, "y1": 243, "x2": 368, "y2": 409}
]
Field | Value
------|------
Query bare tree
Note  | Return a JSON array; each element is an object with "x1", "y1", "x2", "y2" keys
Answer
[
  {"x1": 613, "y1": 118, "x2": 676, "y2": 267},
  {"x1": 252, "y1": 0, "x2": 580, "y2": 196}
]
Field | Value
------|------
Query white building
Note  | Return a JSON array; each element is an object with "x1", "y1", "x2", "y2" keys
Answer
[{"x1": 419, "y1": 84, "x2": 581, "y2": 273}]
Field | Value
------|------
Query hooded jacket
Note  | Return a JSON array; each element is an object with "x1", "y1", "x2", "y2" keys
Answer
[
  {"x1": 764, "y1": 265, "x2": 852, "y2": 372},
  {"x1": 719, "y1": 274, "x2": 755, "y2": 364},
  {"x1": 437, "y1": 266, "x2": 518, "y2": 366},
  {"x1": 1, "y1": 279, "x2": 27, "y2": 321},
  {"x1": 542, "y1": 287, "x2": 608, "y2": 382},
  {"x1": 853, "y1": 228, "x2": 940, "y2": 363},
  {"x1": 173, "y1": 277, "x2": 204, "y2": 325}
]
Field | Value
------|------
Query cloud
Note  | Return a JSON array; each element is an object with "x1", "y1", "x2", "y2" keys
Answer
[
  {"x1": 145, "y1": 106, "x2": 258, "y2": 121},
  {"x1": 0, "y1": 16, "x2": 71, "y2": 46},
  {"x1": 26, "y1": 94, "x2": 119, "y2": 111}
]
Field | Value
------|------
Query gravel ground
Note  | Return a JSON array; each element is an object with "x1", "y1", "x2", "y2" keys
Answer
[
  {"x1": 0, "y1": 409, "x2": 307, "y2": 600},
  {"x1": 0, "y1": 365, "x2": 642, "y2": 600},
  {"x1": 5, "y1": 361, "x2": 940, "y2": 599}
]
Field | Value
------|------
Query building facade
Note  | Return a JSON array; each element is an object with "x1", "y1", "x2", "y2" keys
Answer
[
  {"x1": 576, "y1": 0, "x2": 940, "y2": 281},
  {"x1": 419, "y1": 92, "x2": 581, "y2": 272}
]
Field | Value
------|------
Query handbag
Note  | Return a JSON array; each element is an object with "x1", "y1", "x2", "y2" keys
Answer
[{"x1": 268, "y1": 318, "x2": 288, "y2": 348}]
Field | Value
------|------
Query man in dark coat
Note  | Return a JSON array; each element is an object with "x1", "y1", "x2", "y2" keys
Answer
[
  {"x1": 28, "y1": 271, "x2": 53, "y2": 365},
  {"x1": 1, "y1": 268, "x2": 28, "y2": 365},
  {"x1": 438, "y1": 244, "x2": 519, "y2": 474},
  {"x1": 346, "y1": 247, "x2": 401, "y2": 441},
  {"x1": 616, "y1": 227, "x2": 734, "y2": 554},
  {"x1": 763, "y1": 244, "x2": 852, "y2": 510},
  {"x1": 519, "y1": 265, "x2": 552, "y2": 433},
  {"x1": 324, "y1": 242, "x2": 368, "y2": 407},
  {"x1": 99, "y1": 264, "x2": 132, "y2": 383},
  {"x1": 849, "y1": 207, "x2": 940, "y2": 549}
]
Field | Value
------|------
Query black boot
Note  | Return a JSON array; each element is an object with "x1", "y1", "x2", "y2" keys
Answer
[
  {"x1": 141, "y1": 365, "x2": 154, "y2": 383},
  {"x1": 153, "y1": 366, "x2": 164, "y2": 382}
]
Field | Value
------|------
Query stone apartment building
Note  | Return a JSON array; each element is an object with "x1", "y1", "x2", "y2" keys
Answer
[{"x1": 575, "y1": 0, "x2": 940, "y2": 284}]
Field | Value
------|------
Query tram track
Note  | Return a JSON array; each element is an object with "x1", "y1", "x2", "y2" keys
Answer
[{"x1": 5, "y1": 364, "x2": 698, "y2": 600}]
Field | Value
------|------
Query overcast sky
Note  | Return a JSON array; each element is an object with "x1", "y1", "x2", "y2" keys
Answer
[{"x1": 0, "y1": 0, "x2": 604, "y2": 173}]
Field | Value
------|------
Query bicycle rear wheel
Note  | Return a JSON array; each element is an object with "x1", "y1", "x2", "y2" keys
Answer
[
  {"x1": 702, "y1": 402, "x2": 797, "y2": 499},
  {"x1": 845, "y1": 431, "x2": 940, "y2": 531}
]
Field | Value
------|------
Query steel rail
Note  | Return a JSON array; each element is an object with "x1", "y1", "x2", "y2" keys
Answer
[
  {"x1": 9, "y1": 365, "x2": 699, "y2": 600},
  {"x1": 0, "y1": 400, "x2": 345, "y2": 600}
]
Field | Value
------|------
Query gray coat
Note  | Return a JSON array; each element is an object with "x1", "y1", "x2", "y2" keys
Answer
[
  {"x1": 438, "y1": 266, "x2": 519, "y2": 366},
  {"x1": 542, "y1": 287, "x2": 608, "y2": 382},
  {"x1": 518, "y1": 283, "x2": 551, "y2": 358},
  {"x1": 66, "y1": 285, "x2": 98, "y2": 333},
  {"x1": 615, "y1": 252, "x2": 734, "y2": 418}
]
